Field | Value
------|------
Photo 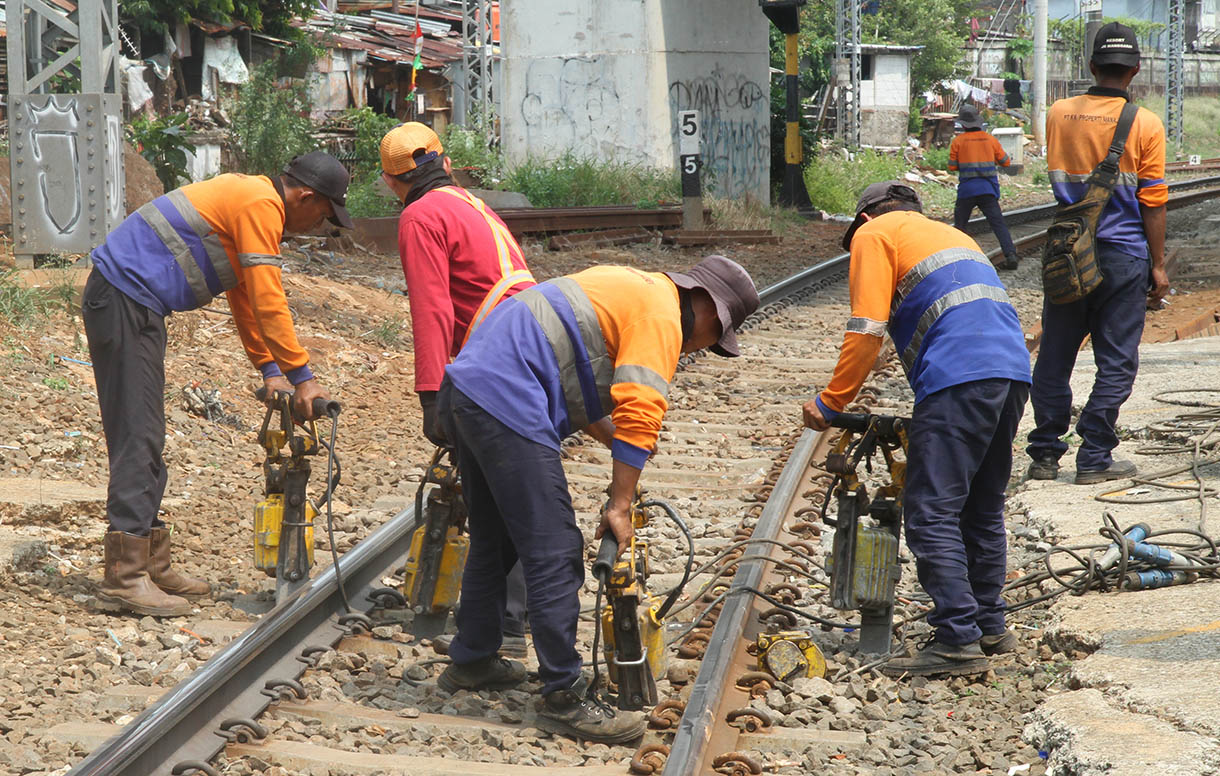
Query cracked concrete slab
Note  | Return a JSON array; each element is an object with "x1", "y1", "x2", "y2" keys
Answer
[{"x1": 1014, "y1": 336, "x2": 1220, "y2": 772}]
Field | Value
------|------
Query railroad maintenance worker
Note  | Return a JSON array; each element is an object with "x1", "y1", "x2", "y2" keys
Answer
[
  {"x1": 1026, "y1": 21, "x2": 1168, "y2": 485},
  {"x1": 802, "y1": 181, "x2": 1031, "y2": 676},
  {"x1": 434, "y1": 257, "x2": 759, "y2": 742},
  {"x1": 84, "y1": 152, "x2": 350, "y2": 617},
  {"x1": 379, "y1": 121, "x2": 535, "y2": 658},
  {"x1": 948, "y1": 104, "x2": 1020, "y2": 270}
]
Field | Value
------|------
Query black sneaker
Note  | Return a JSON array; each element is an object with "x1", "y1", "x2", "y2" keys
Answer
[
  {"x1": 1075, "y1": 458, "x2": 1137, "y2": 485},
  {"x1": 979, "y1": 629, "x2": 1018, "y2": 655},
  {"x1": 880, "y1": 636, "x2": 991, "y2": 678},
  {"x1": 437, "y1": 655, "x2": 526, "y2": 693},
  {"x1": 998, "y1": 255, "x2": 1020, "y2": 271},
  {"x1": 432, "y1": 633, "x2": 529, "y2": 659},
  {"x1": 536, "y1": 686, "x2": 645, "y2": 744},
  {"x1": 1027, "y1": 456, "x2": 1059, "y2": 481}
]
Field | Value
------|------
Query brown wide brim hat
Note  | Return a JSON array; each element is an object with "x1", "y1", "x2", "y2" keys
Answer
[{"x1": 664, "y1": 255, "x2": 760, "y2": 357}]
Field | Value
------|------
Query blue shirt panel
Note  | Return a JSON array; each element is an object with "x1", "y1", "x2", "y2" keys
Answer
[
  {"x1": 907, "y1": 300, "x2": 1031, "y2": 404},
  {"x1": 958, "y1": 174, "x2": 1001, "y2": 199},
  {"x1": 1051, "y1": 180, "x2": 1149, "y2": 259},
  {"x1": 91, "y1": 206, "x2": 195, "y2": 315},
  {"x1": 888, "y1": 259, "x2": 1009, "y2": 352}
]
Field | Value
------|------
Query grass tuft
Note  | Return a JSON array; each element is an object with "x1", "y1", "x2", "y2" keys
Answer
[
  {"x1": 502, "y1": 152, "x2": 679, "y2": 209},
  {"x1": 802, "y1": 150, "x2": 909, "y2": 215}
]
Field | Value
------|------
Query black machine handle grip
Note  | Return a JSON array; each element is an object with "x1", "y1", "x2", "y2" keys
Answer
[
  {"x1": 830, "y1": 413, "x2": 872, "y2": 433},
  {"x1": 254, "y1": 387, "x2": 341, "y2": 421},
  {"x1": 592, "y1": 534, "x2": 619, "y2": 583}
]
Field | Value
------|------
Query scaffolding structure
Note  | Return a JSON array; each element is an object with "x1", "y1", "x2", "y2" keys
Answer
[
  {"x1": 834, "y1": 0, "x2": 861, "y2": 148},
  {"x1": 1167, "y1": 0, "x2": 1186, "y2": 151},
  {"x1": 462, "y1": 0, "x2": 496, "y2": 132}
]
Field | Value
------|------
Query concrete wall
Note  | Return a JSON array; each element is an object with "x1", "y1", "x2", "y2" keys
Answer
[
  {"x1": 501, "y1": 0, "x2": 770, "y2": 201},
  {"x1": 860, "y1": 53, "x2": 911, "y2": 148}
]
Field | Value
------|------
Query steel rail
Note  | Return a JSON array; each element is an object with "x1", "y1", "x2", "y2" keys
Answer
[
  {"x1": 65, "y1": 506, "x2": 419, "y2": 776},
  {"x1": 661, "y1": 429, "x2": 823, "y2": 776}
]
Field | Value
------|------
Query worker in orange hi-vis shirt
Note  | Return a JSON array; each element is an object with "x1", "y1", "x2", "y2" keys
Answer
[
  {"x1": 802, "y1": 181, "x2": 1030, "y2": 679},
  {"x1": 948, "y1": 104, "x2": 1019, "y2": 269},
  {"x1": 84, "y1": 152, "x2": 351, "y2": 618},
  {"x1": 1025, "y1": 21, "x2": 1168, "y2": 487},
  {"x1": 436, "y1": 258, "x2": 758, "y2": 744}
]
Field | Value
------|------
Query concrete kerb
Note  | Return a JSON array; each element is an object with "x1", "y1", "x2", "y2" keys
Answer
[{"x1": 1013, "y1": 336, "x2": 1220, "y2": 773}]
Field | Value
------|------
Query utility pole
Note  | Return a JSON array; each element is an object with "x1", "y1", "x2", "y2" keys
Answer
[
  {"x1": 462, "y1": 0, "x2": 495, "y2": 133},
  {"x1": 1167, "y1": 0, "x2": 1185, "y2": 153},
  {"x1": 760, "y1": 0, "x2": 812, "y2": 209},
  {"x1": 1032, "y1": 0, "x2": 1047, "y2": 148},
  {"x1": 834, "y1": 0, "x2": 861, "y2": 149},
  {"x1": 1082, "y1": 0, "x2": 1102, "y2": 80}
]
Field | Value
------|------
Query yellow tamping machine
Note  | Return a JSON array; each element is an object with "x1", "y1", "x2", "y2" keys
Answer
[{"x1": 400, "y1": 447, "x2": 469, "y2": 615}]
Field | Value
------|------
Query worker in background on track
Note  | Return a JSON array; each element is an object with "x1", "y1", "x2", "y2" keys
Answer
[
  {"x1": 1026, "y1": 22, "x2": 1168, "y2": 486},
  {"x1": 948, "y1": 104, "x2": 1020, "y2": 270},
  {"x1": 434, "y1": 257, "x2": 759, "y2": 742},
  {"x1": 379, "y1": 121, "x2": 535, "y2": 658},
  {"x1": 802, "y1": 181, "x2": 1031, "y2": 677},
  {"x1": 84, "y1": 152, "x2": 348, "y2": 617}
]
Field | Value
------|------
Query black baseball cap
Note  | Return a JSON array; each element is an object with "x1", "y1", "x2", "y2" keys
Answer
[
  {"x1": 1092, "y1": 22, "x2": 1140, "y2": 68},
  {"x1": 664, "y1": 255, "x2": 760, "y2": 357},
  {"x1": 841, "y1": 180, "x2": 922, "y2": 251},
  {"x1": 283, "y1": 151, "x2": 355, "y2": 229}
]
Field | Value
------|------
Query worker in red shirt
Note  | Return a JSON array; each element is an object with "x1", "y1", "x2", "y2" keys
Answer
[
  {"x1": 85, "y1": 152, "x2": 347, "y2": 617},
  {"x1": 379, "y1": 122, "x2": 535, "y2": 657},
  {"x1": 948, "y1": 104, "x2": 1019, "y2": 269}
]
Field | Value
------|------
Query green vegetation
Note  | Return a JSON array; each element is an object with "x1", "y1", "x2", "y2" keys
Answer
[
  {"x1": 922, "y1": 147, "x2": 951, "y2": 171},
  {"x1": 0, "y1": 273, "x2": 55, "y2": 328},
  {"x1": 441, "y1": 121, "x2": 507, "y2": 186},
  {"x1": 120, "y1": 0, "x2": 315, "y2": 37},
  {"x1": 369, "y1": 317, "x2": 405, "y2": 348},
  {"x1": 1136, "y1": 95, "x2": 1220, "y2": 158},
  {"x1": 502, "y1": 153, "x2": 679, "y2": 209},
  {"x1": 229, "y1": 57, "x2": 316, "y2": 176},
  {"x1": 42, "y1": 376, "x2": 69, "y2": 391},
  {"x1": 802, "y1": 150, "x2": 908, "y2": 215},
  {"x1": 341, "y1": 107, "x2": 402, "y2": 218},
  {"x1": 127, "y1": 112, "x2": 197, "y2": 191}
]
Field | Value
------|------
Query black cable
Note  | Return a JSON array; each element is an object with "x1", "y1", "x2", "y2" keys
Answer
[
  {"x1": 586, "y1": 577, "x2": 615, "y2": 716},
  {"x1": 640, "y1": 499, "x2": 693, "y2": 620},
  {"x1": 320, "y1": 412, "x2": 351, "y2": 613}
]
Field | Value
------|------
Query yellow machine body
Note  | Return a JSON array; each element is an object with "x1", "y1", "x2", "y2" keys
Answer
[
  {"x1": 254, "y1": 495, "x2": 316, "y2": 576},
  {"x1": 401, "y1": 523, "x2": 469, "y2": 613},
  {"x1": 757, "y1": 630, "x2": 827, "y2": 682},
  {"x1": 601, "y1": 592, "x2": 668, "y2": 687}
]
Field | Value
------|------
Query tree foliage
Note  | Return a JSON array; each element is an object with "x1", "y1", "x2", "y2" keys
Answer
[
  {"x1": 228, "y1": 57, "x2": 315, "y2": 176},
  {"x1": 120, "y1": 0, "x2": 314, "y2": 37}
]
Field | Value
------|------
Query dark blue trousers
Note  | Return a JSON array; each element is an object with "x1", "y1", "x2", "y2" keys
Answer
[
  {"x1": 954, "y1": 193, "x2": 1017, "y2": 258},
  {"x1": 904, "y1": 378, "x2": 1028, "y2": 645},
  {"x1": 1026, "y1": 244, "x2": 1149, "y2": 470},
  {"x1": 438, "y1": 380, "x2": 584, "y2": 694}
]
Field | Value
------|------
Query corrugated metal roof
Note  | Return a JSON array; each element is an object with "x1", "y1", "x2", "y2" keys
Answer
[{"x1": 297, "y1": 7, "x2": 463, "y2": 68}]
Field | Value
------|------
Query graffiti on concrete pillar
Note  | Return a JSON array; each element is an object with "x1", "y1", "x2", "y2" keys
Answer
[
  {"x1": 28, "y1": 97, "x2": 83, "y2": 234},
  {"x1": 520, "y1": 56, "x2": 630, "y2": 157},
  {"x1": 105, "y1": 114, "x2": 124, "y2": 223},
  {"x1": 668, "y1": 68, "x2": 769, "y2": 199}
]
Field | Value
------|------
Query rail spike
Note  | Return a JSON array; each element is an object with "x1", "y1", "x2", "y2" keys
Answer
[
  {"x1": 712, "y1": 752, "x2": 764, "y2": 776},
  {"x1": 628, "y1": 743, "x2": 670, "y2": 775}
]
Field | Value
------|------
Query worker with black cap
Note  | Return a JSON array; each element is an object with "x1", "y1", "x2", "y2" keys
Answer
[
  {"x1": 378, "y1": 122, "x2": 536, "y2": 658},
  {"x1": 802, "y1": 180, "x2": 1030, "y2": 677},
  {"x1": 433, "y1": 257, "x2": 759, "y2": 743},
  {"x1": 83, "y1": 151, "x2": 349, "y2": 617},
  {"x1": 948, "y1": 104, "x2": 1019, "y2": 269},
  {"x1": 1026, "y1": 21, "x2": 1167, "y2": 485}
]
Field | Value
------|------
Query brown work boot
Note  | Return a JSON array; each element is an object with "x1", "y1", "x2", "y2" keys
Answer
[
  {"x1": 536, "y1": 684, "x2": 646, "y2": 744},
  {"x1": 97, "y1": 531, "x2": 192, "y2": 617},
  {"x1": 147, "y1": 526, "x2": 210, "y2": 598}
]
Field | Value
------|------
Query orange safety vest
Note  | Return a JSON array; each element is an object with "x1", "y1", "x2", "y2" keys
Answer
[{"x1": 435, "y1": 186, "x2": 535, "y2": 346}]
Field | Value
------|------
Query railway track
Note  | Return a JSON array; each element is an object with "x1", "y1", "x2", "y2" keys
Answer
[{"x1": 64, "y1": 178, "x2": 1220, "y2": 776}]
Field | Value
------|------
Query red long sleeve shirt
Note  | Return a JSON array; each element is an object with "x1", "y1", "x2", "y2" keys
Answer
[{"x1": 398, "y1": 185, "x2": 534, "y2": 391}]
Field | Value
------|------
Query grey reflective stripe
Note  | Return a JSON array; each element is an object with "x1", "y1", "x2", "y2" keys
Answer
[
  {"x1": 956, "y1": 161, "x2": 994, "y2": 169},
  {"x1": 846, "y1": 316, "x2": 887, "y2": 338},
  {"x1": 513, "y1": 286, "x2": 592, "y2": 430},
  {"x1": 166, "y1": 189, "x2": 239, "y2": 291},
  {"x1": 550, "y1": 277, "x2": 614, "y2": 417},
  {"x1": 901, "y1": 284, "x2": 1013, "y2": 369},
  {"x1": 613, "y1": 364, "x2": 669, "y2": 399},
  {"x1": 239, "y1": 252, "x2": 283, "y2": 268},
  {"x1": 959, "y1": 169, "x2": 997, "y2": 179},
  {"x1": 999, "y1": 154, "x2": 1011, "y2": 164},
  {"x1": 137, "y1": 201, "x2": 212, "y2": 307},
  {"x1": 1048, "y1": 169, "x2": 1139, "y2": 187},
  {"x1": 892, "y1": 247, "x2": 993, "y2": 315}
]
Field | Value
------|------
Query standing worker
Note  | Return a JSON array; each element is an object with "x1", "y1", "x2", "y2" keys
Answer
[
  {"x1": 803, "y1": 181, "x2": 1031, "y2": 676},
  {"x1": 435, "y1": 258, "x2": 759, "y2": 742},
  {"x1": 1026, "y1": 22, "x2": 1168, "y2": 484},
  {"x1": 948, "y1": 104, "x2": 1020, "y2": 270},
  {"x1": 379, "y1": 122, "x2": 535, "y2": 656},
  {"x1": 85, "y1": 152, "x2": 350, "y2": 617}
]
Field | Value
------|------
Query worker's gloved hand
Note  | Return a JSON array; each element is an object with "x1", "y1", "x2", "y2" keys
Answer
[{"x1": 419, "y1": 391, "x2": 449, "y2": 448}]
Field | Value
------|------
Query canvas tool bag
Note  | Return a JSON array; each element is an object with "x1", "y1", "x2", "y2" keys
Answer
[{"x1": 1042, "y1": 101, "x2": 1139, "y2": 304}]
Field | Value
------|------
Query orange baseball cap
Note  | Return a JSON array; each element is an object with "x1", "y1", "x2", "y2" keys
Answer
[{"x1": 379, "y1": 122, "x2": 445, "y2": 176}]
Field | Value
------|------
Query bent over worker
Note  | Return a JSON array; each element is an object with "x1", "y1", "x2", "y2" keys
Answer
[
  {"x1": 84, "y1": 152, "x2": 350, "y2": 617},
  {"x1": 1026, "y1": 22, "x2": 1168, "y2": 486},
  {"x1": 802, "y1": 181, "x2": 1030, "y2": 677},
  {"x1": 435, "y1": 258, "x2": 759, "y2": 742},
  {"x1": 949, "y1": 104, "x2": 1019, "y2": 270},
  {"x1": 379, "y1": 122, "x2": 535, "y2": 656}
]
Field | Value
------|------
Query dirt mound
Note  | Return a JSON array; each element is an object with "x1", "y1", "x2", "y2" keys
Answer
[{"x1": 123, "y1": 143, "x2": 164, "y2": 213}]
